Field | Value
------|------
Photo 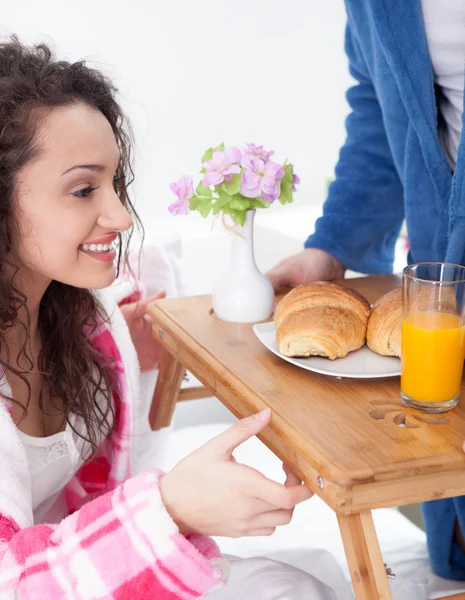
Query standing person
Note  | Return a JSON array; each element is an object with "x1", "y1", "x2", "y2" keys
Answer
[{"x1": 267, "y1": 0, "x2": 465, "y2": 581}]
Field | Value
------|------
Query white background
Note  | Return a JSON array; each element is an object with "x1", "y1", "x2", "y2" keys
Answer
[
  {"x1": 0, "y1": 0, "x2": 351, "y2": 228},
  {"x1": 3, "y1": 2, "x2": 411, "y2": 297}
]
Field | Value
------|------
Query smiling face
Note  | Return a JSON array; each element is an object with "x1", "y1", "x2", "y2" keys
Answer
[{"x1": 12, "y1": 102, "x2": 133, "y2": 293}]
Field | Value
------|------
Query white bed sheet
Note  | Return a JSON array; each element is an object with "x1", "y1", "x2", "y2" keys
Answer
[{"x1": 148, "y1": 422, "x2": 465, "y2": 600}]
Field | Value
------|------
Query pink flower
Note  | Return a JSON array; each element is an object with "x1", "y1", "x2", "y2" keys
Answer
[
  {"x1": 240, "y1": 157, "x2": 285, "y2": 202},
  {"x1": 168, "y1": 175, "x2": 194, "y2": 215},
  {"x1": 202, "y1": 147, "x2": 242, "y2": 186},
  {"x1": 244, "y1": 143, "x2": 274, "y2": 162},
  {"x1": 292, "y1": 173, "x2": 300, "y2": 192}
]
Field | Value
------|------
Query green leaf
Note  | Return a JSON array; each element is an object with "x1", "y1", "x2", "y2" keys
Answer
[
  {"x1": 213, "y1": 142, "x2": 225, "y2": 152},
  {"x1": 196, "y1": 198, "x2": 213, "y2": 218},
  {"x1": 250, "y1": 198, "x2": 270, "y2": 209},
  {"x1": 201, "y1": 147, "x2": 213, "y2": 163},
  {"x1": 222, "y1": 173, "x2": 241, "y2": 196},
  {"x1": 189, "y1": 195, "x2": 200, "y2": 210},
  {"x1": 229, "y1": 196, "x2": 251, "y2": 211},
  {"x1": 278, "y1": 187, "x2": 293, "y2": 206},
  {"x1": 216, "y1": 187, "x2": 231, "y2": 206},
  {"x1": 212, "y1": 202, "x2": 223, "y2": 215},
  {"x1": 282, "y1": 163, "x2": 293, "y2": 186},
  {"x1": 231, "y1": 209, "x2": 247, "y2": 227},
  {"x1": 278, "y1": 163, "x2": 294, "y2": 206},
  {"x1": 189, "y1": 195, "x2": 212, "y2": 217},
  {"x1": 195, "y1": 181, "x2": 212, "y2": 198}
]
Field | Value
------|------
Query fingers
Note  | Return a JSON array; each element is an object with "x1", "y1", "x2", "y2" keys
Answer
[
  {"x1": 267, "y1": 259, "x2": 308, "y2": 291},
  {"x1": 130, "y1": 290, "x2": 167, "y2": 318},
  {"x1": 250, "y1": 508, "x2": 294, "y2": 529},
  {"x1": 286, "y1": 482, "x2": 314, "y2": 505},
  {"x1": 248, "y1": 495, "x2": 285, "y2": 513},
  {"x1": 203, "y1": 408, "x2": 271, "y2": 456},
  {"x1": 266, "y1": 248, "x2": 341, "y2": 291},
  {"x1": 283, "y1": 466, "x2": 302, "y2": 488},
  {"x1": 227, "y1": 506, "x2": 294, "y2": 537},
  {"x1": 242, "y1": 527, "x2": 276, "y2": 537},
  {"x1": 266, "y1": 264, "x2": 289, "y2": 292},
  {"x1": 243, "y1": 509, "x2": 302, "y2": 537},
  {"x1": 267, "y1": 480, "x2": 314, "y2": 508},
  {"x1": 152, "y1": 290, "x2": 167, "y2": 301},
  {"x1": 247, "y1": 467, "x2": 314, "y2": 509},
  {"x1": 139, "y1": 290, "x2": 167, "y2": 311}
]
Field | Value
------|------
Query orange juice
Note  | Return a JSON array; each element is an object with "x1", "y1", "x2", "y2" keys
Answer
[{"x1": 401, "y1": 311, "x2": 465, "y2": 402}]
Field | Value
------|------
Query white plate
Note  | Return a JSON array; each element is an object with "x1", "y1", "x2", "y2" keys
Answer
[{"x1": 253, "y1": 322, "x2": 401, "y2": 379}]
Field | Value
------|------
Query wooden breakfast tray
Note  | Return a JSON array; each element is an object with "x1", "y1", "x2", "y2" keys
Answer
[{"x1": 147, "y1": 274, "x2": 465, "y2": 600}]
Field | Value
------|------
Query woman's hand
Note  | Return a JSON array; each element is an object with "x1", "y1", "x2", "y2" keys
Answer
[
  {"x1": 159, "y1": 409, "x2": 313, "y2": 538},
  {"x1": 120, "y1": 290, "x2": 166, "y2": 372}
]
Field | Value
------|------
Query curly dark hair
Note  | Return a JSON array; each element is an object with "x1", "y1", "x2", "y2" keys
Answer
[{"x1": 0, "y1": 36, "x2": 143, "y2": 453}]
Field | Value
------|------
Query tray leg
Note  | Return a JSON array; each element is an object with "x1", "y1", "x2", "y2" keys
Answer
[
  {"x1": 149, "y1": 349, "x2": 185, "y2": 430},
  {"x1": 338, "y1": 512, "x2": 392, "y2": 600}
]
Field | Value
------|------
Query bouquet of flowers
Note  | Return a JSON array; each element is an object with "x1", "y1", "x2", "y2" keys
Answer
[{"x1": 168, "y1": 142, "x2": 299, "y2": 226}]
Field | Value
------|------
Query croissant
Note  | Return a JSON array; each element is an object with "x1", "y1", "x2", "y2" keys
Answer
[
  {"x1": 275, "y1": 283, "x2": 370, "y2": 360},
  {"x1": 274, "y1": 282, "x2": 371, "y2": 329},
  {"x1": 366, "y1": 288, "x2": 402, "y2": 357}
]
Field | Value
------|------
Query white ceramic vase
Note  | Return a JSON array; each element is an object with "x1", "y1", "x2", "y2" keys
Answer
[{"x1": 212, "y1": 209, "x2": 274, "y2": 323}]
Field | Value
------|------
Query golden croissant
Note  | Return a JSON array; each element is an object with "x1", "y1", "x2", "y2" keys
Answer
[
  {"x1": 366, "y1": 288, "x2": 402, "y2": 357},
  {"x1": 275, "y1": 282, "x2": 370, "y2": 360}
]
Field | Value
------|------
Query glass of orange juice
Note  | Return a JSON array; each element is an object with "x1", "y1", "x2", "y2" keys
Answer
[{"x1": 401, "y1": 262, "x2": 465, "y2": 413}]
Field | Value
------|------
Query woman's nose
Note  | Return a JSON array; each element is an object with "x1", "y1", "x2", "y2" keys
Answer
[{"x1": 97, "y1": 191, "x2": 133, "y2": 233}]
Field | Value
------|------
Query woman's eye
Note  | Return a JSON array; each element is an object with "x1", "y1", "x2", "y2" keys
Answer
[{"x1": 72, "y1": 185, "x2": 100, "y2": 198}]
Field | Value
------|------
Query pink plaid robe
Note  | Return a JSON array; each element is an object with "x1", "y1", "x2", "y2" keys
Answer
[{"x1": 0, "y1": 291, "x2": 226, "y2": 599}]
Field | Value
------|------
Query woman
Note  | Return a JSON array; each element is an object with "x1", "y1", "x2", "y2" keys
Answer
[{"x1": 0, "y1": 36, "x2": 338, "y2": 599}]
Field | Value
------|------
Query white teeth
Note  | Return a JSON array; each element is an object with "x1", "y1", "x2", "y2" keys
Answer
[{"x1": 80, "y1": 242, "x2": 114, "y2": 253}]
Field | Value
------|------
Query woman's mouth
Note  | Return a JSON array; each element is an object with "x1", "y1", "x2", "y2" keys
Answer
[
  {"x1": 79, "y1": 242, "x2": 117, "y2": 262},
  {"x1": 80, "y1": 242, "x2": 114, "y2": 253}
]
